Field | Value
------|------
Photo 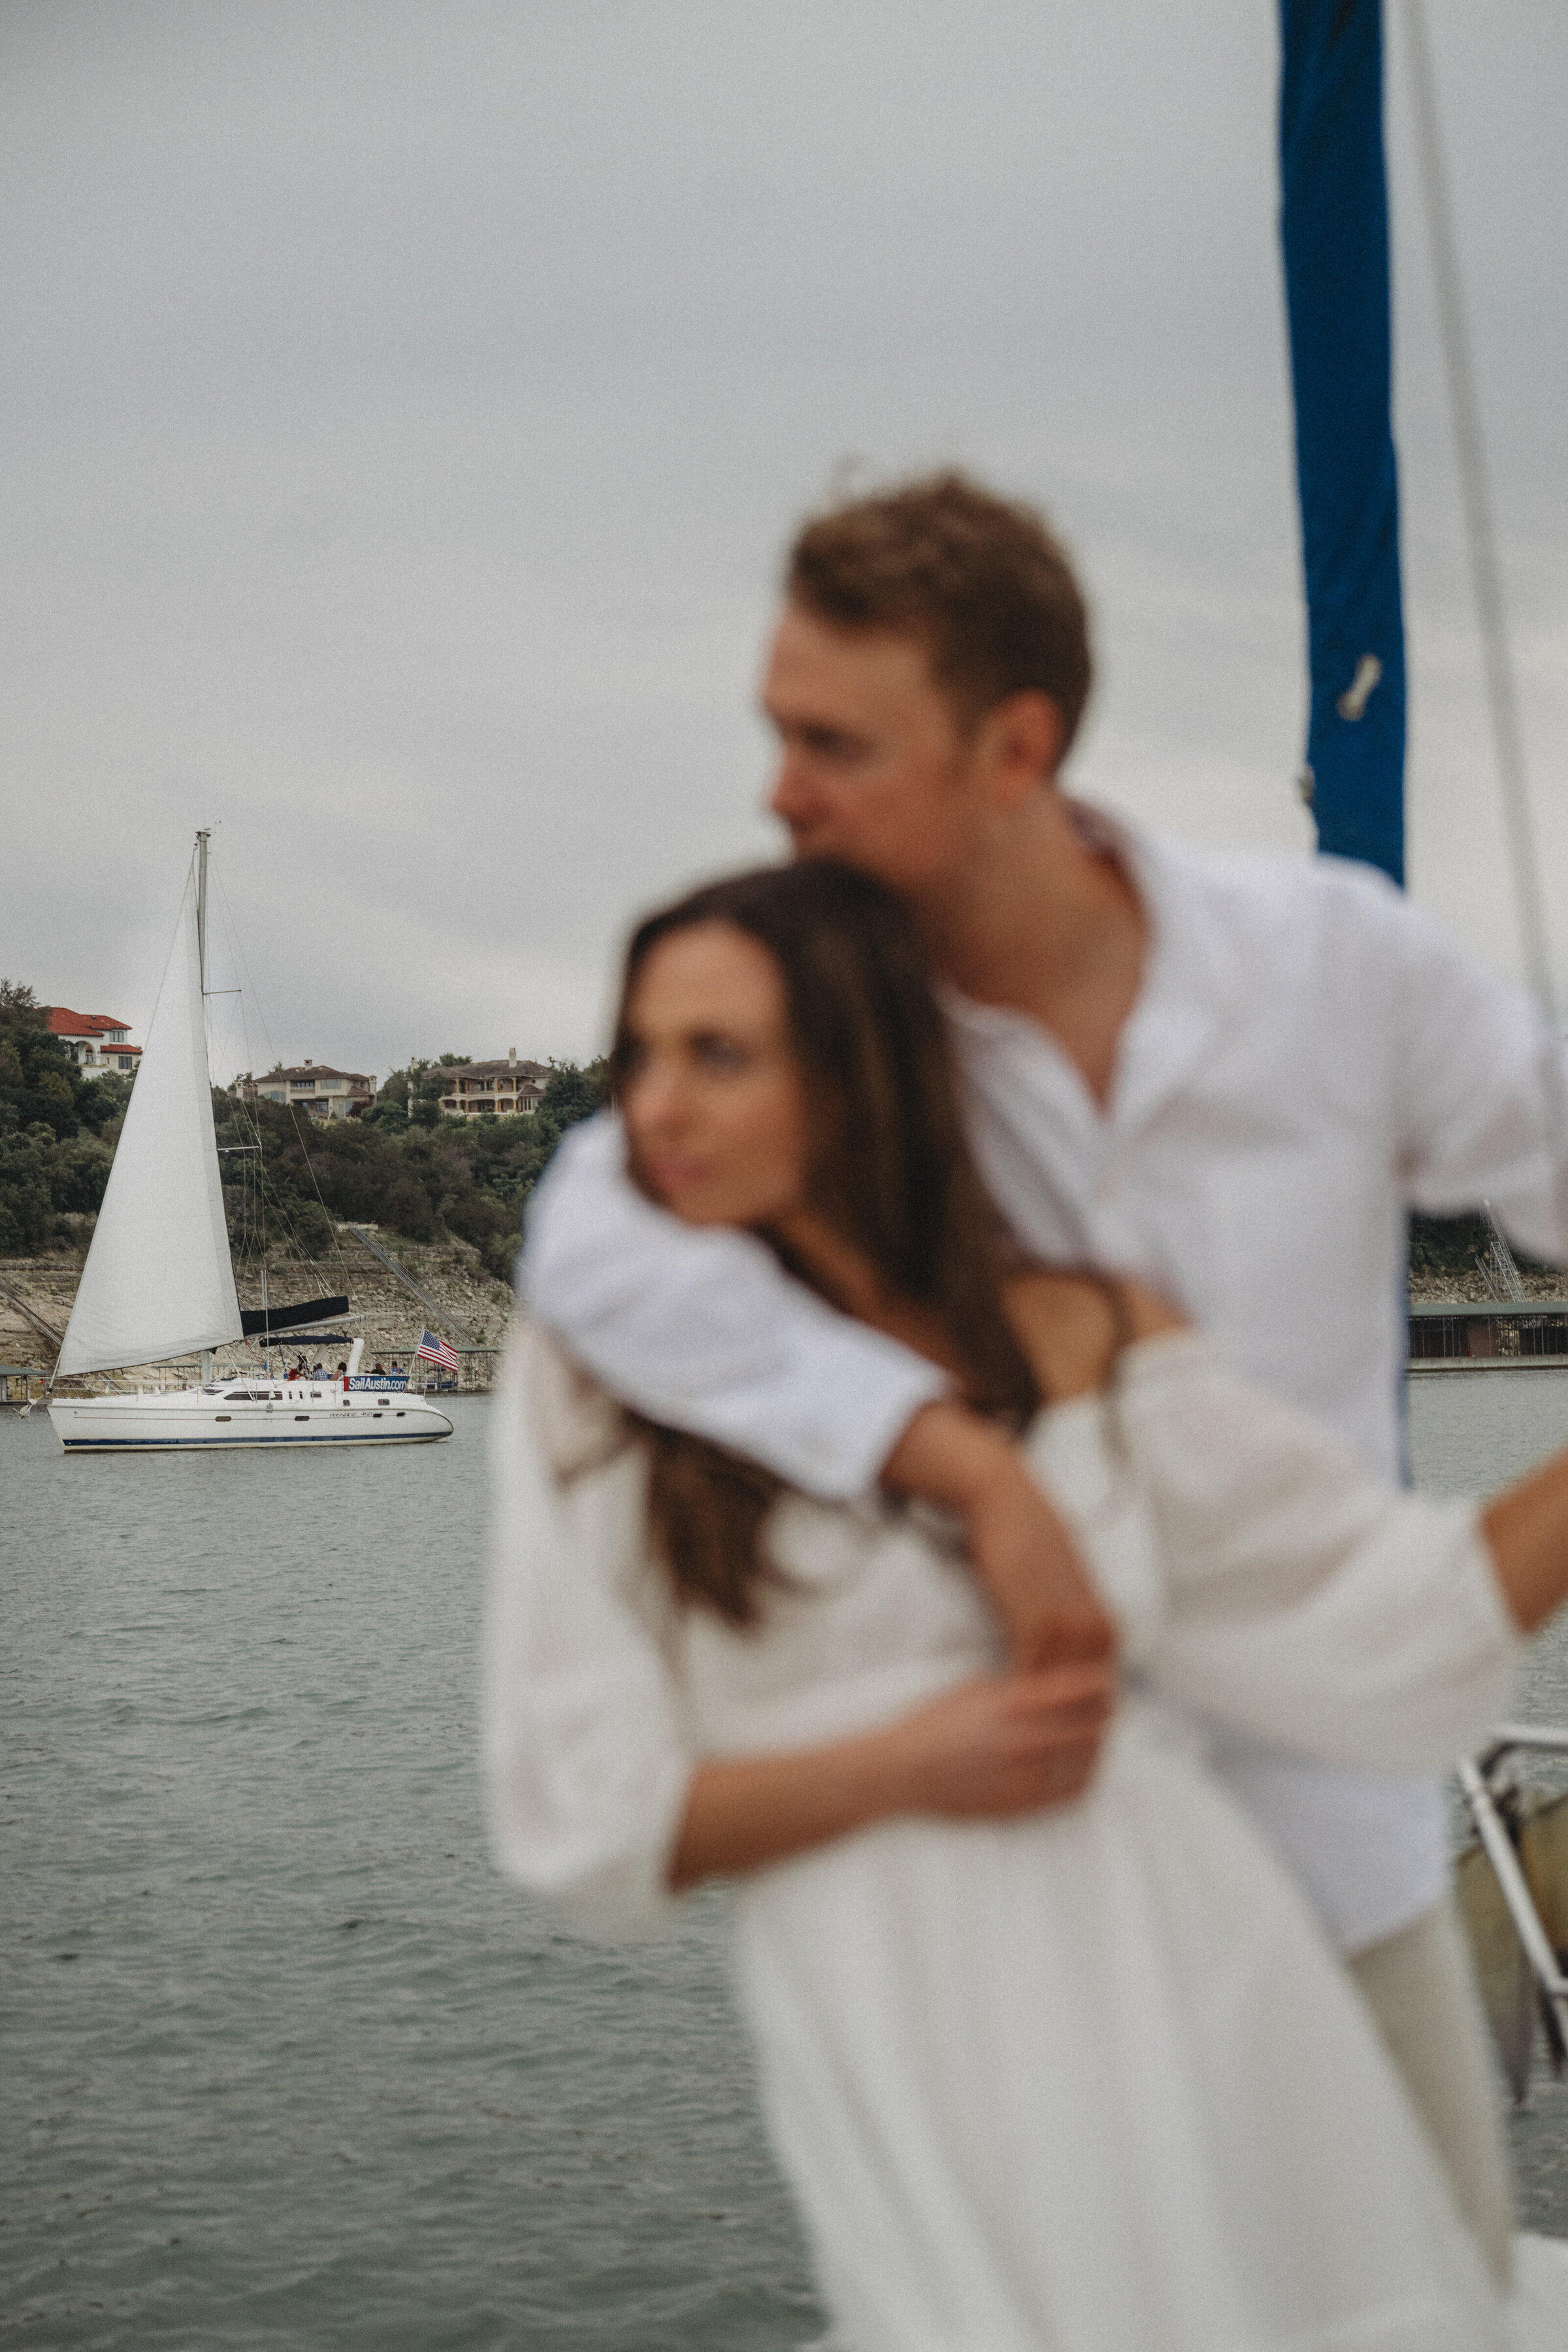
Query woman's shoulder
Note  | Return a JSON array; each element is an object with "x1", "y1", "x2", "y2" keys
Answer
[{"x1": 503, "y1": 1315, "x2": 627, "y2": 1476}]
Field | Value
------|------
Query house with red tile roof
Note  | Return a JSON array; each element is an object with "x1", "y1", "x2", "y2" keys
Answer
[{"x1": 46, "y1": 1008, "x2": 142, "y2": 1076}]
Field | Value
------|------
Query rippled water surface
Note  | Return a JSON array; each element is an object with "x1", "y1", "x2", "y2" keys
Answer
[
  {"x1": 6, "y1": 1373, "x2": 1568, "y2": 2347},
  {"x1": 2, "y1": 1402, "x2": 818, "y2": 2351}
]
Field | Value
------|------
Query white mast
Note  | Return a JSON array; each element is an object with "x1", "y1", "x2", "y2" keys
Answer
[
  {"x1": 196, "y1": 828, "x2": 210, "y2": 990},
  {"x1": 197, "y1": 829, "x2": 213, "y2": 1387}
]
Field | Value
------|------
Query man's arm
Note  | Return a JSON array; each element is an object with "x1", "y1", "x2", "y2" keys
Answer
[
  {"x1": 883, "y1": 1398, "x2": 1115, "y2": 1665},
  {"x1": 523, "y1": 1113, "x2": 1115, "y2": 1669},
  {"x1": 1383, "y1": 881, "x2": 1568, "y2": 1258},
  {"x1": 523, "y1": 1112, "x2": 950, "y2": 1499}
]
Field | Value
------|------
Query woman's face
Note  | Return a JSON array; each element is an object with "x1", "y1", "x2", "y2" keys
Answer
[{"x1": 620, "y1": 921, "x2": 811, "y2": 1228}]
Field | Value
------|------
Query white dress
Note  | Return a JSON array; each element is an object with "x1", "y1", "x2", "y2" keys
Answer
[{"x1": 485, "y1": 1322, "x2": 1524, "y2": 2352}]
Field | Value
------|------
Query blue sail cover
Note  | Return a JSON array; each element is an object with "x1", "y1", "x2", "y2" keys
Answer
[{"x1": 1278, "y1": 0, "x2": 1407, "y2": 885}]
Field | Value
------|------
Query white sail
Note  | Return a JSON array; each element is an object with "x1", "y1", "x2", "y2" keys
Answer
[{"x1": 56, "y1": 862, "x2": 242, "y2": 1377}]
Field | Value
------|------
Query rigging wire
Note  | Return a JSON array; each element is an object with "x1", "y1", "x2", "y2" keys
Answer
[
  {"x1": 1399, "y1": 0, "x2": 1556, "y2": 1026},
  {"x1": 1399, "y1": 0, "x2": 1568, "y2": 1274},
  {"x1": 208, "y1": 857, "x2": 355, "y2": 1305},
  {"x1": 209, "y1": 864, "x2": 275, "y2": 1278}
]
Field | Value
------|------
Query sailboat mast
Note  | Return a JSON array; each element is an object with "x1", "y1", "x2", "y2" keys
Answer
[
  {"x1": 196, "y1": 829, "x2": 210, "y2": 994},
  {"x1": 197, "y1": 828, "x2": 213, "y2": 1390}
]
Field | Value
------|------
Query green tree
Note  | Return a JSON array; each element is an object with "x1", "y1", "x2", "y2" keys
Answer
[
  {"x1": 0, "y1": 984, "x2": 131, "y2": 1249},
  {"x1": 1408, "y1": 1211, "x2": 1552, "y2": 1285},
  {"x1": 538, "y1": 1061, "x2": 604, "y2": 1125},
  {"x1": 0, "y1": 981, "x2": 127, "y2": 1146},
  {"x1": 0, "y1": 1132, "x2": 55, "y2": 1254}
]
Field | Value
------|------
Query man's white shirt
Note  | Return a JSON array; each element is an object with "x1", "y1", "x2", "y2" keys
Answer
[{"x1": 525, "y1": 809, "x2": 1568, "y2": 1953}]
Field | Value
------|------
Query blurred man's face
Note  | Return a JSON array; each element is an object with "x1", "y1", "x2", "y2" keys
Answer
[
  {"x1": 762, "y1": 608, "x2": 987, "y2": 892},
  {"x1": 762, "y1": 606, "x2": 1056, "y2": 896}
]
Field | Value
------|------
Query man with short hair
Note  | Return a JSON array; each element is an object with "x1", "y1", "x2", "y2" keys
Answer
[{"x1": 526, "y1": 471, "x2": 1563, "y2": 2281}]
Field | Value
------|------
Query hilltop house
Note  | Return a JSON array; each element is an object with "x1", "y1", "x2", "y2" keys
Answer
[
  {"x1": 46, "y1": 1008, "x2": 142, "y2": 1076},
  {"x1": 438, "y1": 1049, "x2": 548, "y2": 1119},
  {"x1": 239, "y1": 1061, "x2": 376, "y2": 1121}
]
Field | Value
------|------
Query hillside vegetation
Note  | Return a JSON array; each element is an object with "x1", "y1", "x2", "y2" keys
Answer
[
  {"x1": 218, "y1": 1060, "x2": 606, "y2": 1280},
  {"x1": 4, "y1": 977, "x2": 1555, "y2": 1294},
  {"x1": 0, "y1": 983, "x2": 129, "y2": 1256},
  {"x1": 0, "y1": 980, "x2": 603, "y2": 1279}
]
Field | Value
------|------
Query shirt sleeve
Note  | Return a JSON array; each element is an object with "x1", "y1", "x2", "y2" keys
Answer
[
  {"x1": 1114, "y1": 1336, "x2": 1519, "y2": 1771},
  {"x1": 1359, "y1": 868, "x2": 1568, "y2": 1260},
  {"x1": 520, "y1": 1111, "x2": 951, "y2": 1500},
  {"x1": 483, "y1": 1318, "x2": 696, "y2": 1940}
]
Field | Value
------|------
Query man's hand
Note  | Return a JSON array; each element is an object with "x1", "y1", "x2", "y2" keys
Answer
[{"x1": 883, "y1": 1399, "x2": 1117, "y2": 1673}]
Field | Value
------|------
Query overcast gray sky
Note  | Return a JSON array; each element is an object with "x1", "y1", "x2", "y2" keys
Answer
[{"x1": 3, "y1": 1, "x2": 1563, "y2": 1083}]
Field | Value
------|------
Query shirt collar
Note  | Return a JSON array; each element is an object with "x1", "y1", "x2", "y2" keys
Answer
[{"x1": 936, "y1": 799, "x2": 1247, "y2": 1132}]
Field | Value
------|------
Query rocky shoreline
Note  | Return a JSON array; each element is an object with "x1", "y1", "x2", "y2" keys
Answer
[
  {"x1": 1408, "y1": 1270, "x2": 1568, "y2": 1306},
  {"x1": 0, "y1": 1228, "x2": 517, "y2": 1396}
]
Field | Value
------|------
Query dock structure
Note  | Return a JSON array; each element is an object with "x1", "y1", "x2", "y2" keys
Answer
[{"x1": 1409, "y1": 1300, "x2": 1568, "y2": 1371}]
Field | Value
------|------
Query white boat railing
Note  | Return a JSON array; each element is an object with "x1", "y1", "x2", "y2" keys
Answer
[
  {"x1": 1460, "y1": 1751, "x2": 1568, "y2": 2004},
  {"x1": 1458, "y1": 1728, "x2": 1568, "y2": 2097}
]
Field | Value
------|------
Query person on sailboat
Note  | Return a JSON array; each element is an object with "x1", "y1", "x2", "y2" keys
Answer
[
  {"x1": 522, "y1": 472, "x2": 1568, "y2": 2283},
  {"x1": 489, "y1": 856, "x2": 1568, "y2": 2348}
]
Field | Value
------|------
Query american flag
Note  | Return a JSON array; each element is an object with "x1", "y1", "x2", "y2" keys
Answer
[{"x1": 416, "y1": 1330, "x2": 461, "y2": 1375}]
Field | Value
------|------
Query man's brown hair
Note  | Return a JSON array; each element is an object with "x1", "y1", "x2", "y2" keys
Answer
[{"x1": 785, "y1": 469, "x2": 1093, "y2": 757}]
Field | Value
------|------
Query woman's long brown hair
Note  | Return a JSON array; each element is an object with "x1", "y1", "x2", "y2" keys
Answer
[{"x1": 606, "y1": 861, "x2": 1041, "y2": 1625}]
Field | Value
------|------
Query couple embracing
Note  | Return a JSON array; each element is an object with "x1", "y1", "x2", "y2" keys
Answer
[{"x1": 487, "y1": 474, "x2": 1568, "y2": 2348}]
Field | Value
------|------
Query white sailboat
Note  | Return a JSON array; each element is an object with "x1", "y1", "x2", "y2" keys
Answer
[{"x1": 46, "y1": 833, "x2": 453, "y2": 1452}]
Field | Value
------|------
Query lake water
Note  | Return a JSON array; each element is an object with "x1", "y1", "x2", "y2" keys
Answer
[{"x1": 6, "y1": 1373, "x2": 1568, "y2": 2347}]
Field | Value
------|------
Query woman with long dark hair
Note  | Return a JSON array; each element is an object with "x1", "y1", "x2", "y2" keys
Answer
[{"x1": 487, "y1": 861, "x2": 1568, "y2": 2349}]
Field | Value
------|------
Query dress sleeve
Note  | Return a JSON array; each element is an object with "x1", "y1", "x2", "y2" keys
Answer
[
  {"x1": 520, "y1": 1110, "x2": 949, "y2": 1500},
  {"x1": 1113, "y1": 1335, "x2": 1520, "y2": 1771},
  {"x1": 483, "y1": 1318, "x2": 696, "y2": 1938}
]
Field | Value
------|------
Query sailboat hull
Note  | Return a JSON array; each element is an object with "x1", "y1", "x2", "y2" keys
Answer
[{"x1": 48, "y1": 1384, "x2": 453, "y2": 1451}]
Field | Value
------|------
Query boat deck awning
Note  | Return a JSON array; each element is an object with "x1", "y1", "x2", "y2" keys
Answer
[{"x1": 240, "y1": 1296, "x2": 350, "y2": 1337}]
